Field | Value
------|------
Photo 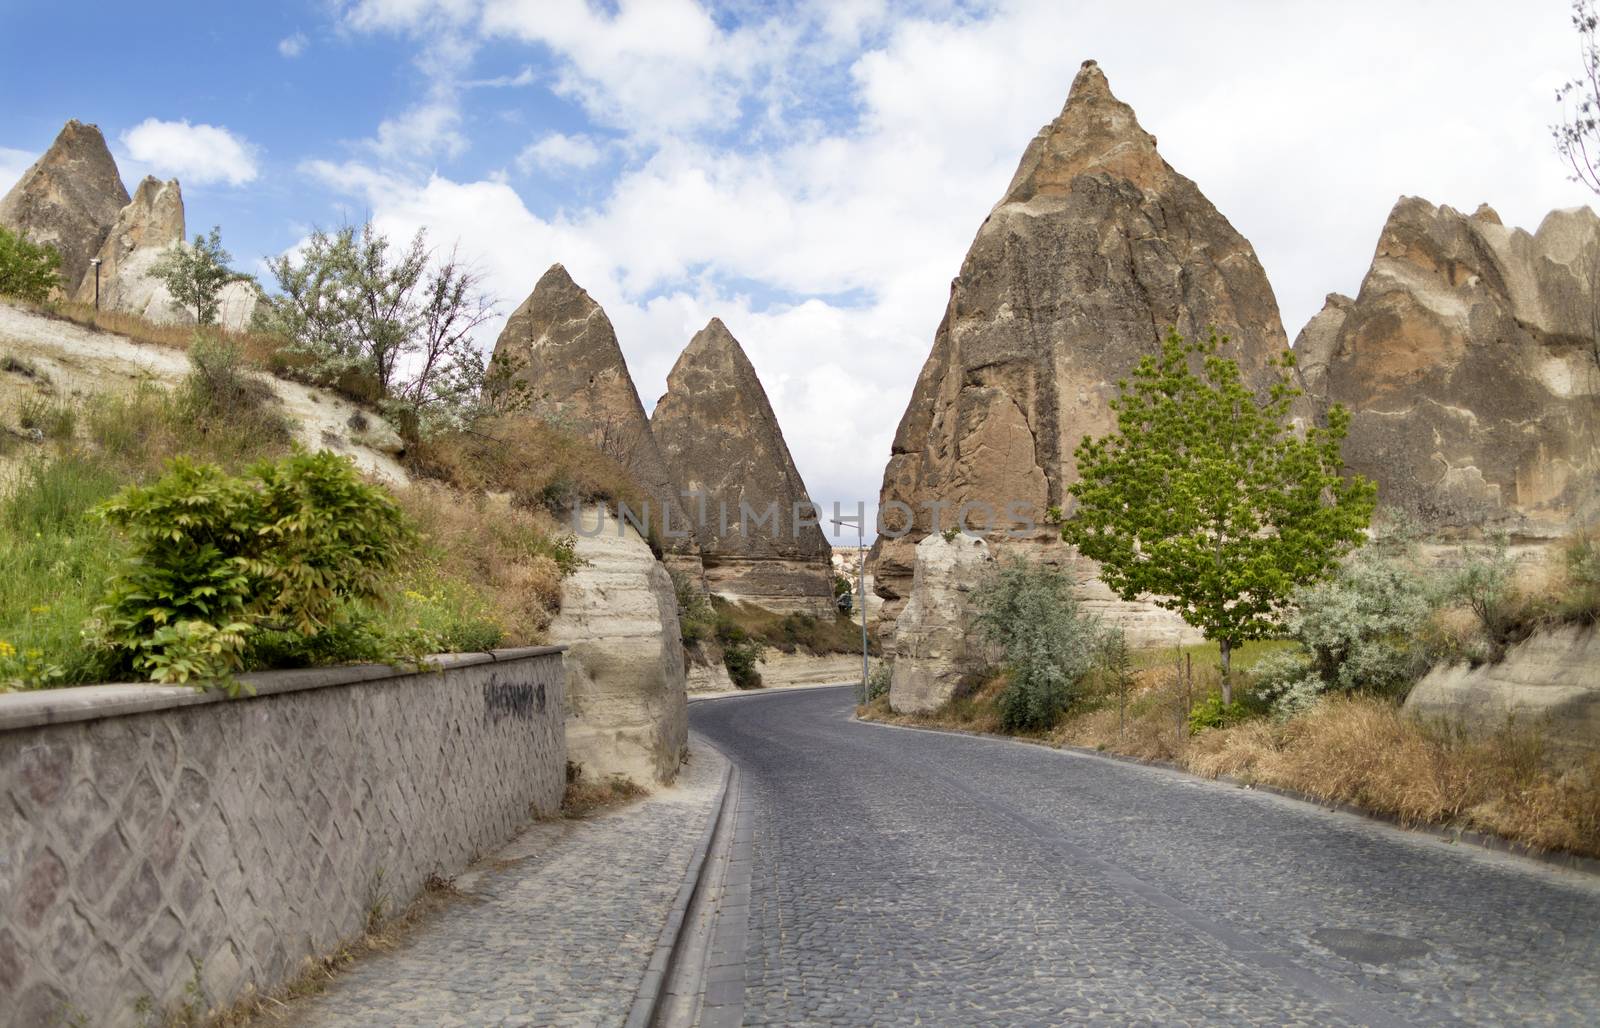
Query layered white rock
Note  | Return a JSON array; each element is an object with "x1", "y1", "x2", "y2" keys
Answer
[
  {"x1": 889, "y1": 533, "x2": 995, "y2": 713},
  {"x1": 550, "y1": 505, "x2": 688, "y2": 784}
]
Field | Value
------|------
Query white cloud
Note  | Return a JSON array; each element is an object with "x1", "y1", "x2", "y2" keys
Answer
[
  {"x1": 316, "y1": 0, "x2": 1599, "y2": 540},
  {"x1": 516, "y1": 132, "x2": 604, "y2": 174},
  {"x1": 0, "y1": 146, "x2": 34, "y2": 192},
  {"x1": 121, "y1": 119, "x2": 260, "y2": 187},
  {"x1": 369, "y1": 102, "x2": 468, "y2": 161},
  {"x1": 278, "y1": 32, "x2": 308, "y2": 58}
]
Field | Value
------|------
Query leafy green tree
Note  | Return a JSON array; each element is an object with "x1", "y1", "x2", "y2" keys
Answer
[
  {"x1": 256, "y1": 222, "x2": 497, "y2": 432},
  {"x1": 0, "y1": 226, "x2": 62, "y2": 302},
  {"x1": 150, "y1": 226, "x2": 244, "y2": 326},
  {"x1": 972, "y1": 558, "x2": 1101, "y2": 731},
  {"x1": 1061, "y1": 328, "x2": 1375, "y2": 701}
]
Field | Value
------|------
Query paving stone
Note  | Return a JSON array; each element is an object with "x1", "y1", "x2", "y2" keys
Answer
[
  {"x1": 284, "y1": 743, "x2": 726, "y2": 1027},
  {"x1": 692, "y1": 686, "x2": 1600, "y2": 1027}
]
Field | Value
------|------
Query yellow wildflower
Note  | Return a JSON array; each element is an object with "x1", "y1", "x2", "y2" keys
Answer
[{"x1": 0, "y1": 641, "x2": 15, "y2": 659}]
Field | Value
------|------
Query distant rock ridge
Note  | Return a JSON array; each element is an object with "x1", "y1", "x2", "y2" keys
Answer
[
  {"x1": 489, "y1": 264, "x2": 702, "y2": 572},
  {"x1": 870, "y1": 59, "x2": 1288, "y2": 645},
  {"x1": 651, "y1": 317, "x2": 834, "y2": 614},
  {"x1": 0, "y1": 120, "x2": 129, "y2": 291},
  {"x1": 1296, "y1": 197, "x2": 1600, "y2": 538}
]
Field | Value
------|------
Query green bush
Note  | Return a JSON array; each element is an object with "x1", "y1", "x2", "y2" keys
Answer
[
  {"x1": 670, "y1": 568, "x2": 716, "y2": 646},
  {"x1": 1291, "y1": 542, "x2": 1434, "y2": 696},
  {"x1": 716, "y1": 618, "x2": 766, "y2": 689},
  {"x1": 1444, "y1": 537, "x2": 1521, "y2": 661},
  {"x1": 1187, "y1": 691, "x2": 1250, "y2": 734},
  {"x1": 1559, "y1": 528, "x2": 1600, "y2": 625},
  {"x1": 0, "y1": 226, "x2": 61, "y2": 302},
  {"x1": 865, "y1": 659, "x2": 892, "y2": 701},
  {"x1": 973, "y1": 558, "x2": 1101, "y2": 732},
  {"x1": 94, "y1": 450, "x2": 413, "y2": 688}
]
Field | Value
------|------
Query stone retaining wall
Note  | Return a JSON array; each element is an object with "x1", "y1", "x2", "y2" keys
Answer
[{"x1": 0, "y1": 647, "x2": 566, "y2": 1028}]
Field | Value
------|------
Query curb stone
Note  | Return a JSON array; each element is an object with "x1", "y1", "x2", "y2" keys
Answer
[
  {"x1": 624, "y1": 747, "x2": 736, "y2": 1028},
  {"x1": 854, "y1": 702, "x2": 1600, "y2": 879}
]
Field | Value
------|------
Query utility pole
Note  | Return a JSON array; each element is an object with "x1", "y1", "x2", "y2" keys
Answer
[{"x1": 89, "y1": 257, "x2": 102, "y2": 311}]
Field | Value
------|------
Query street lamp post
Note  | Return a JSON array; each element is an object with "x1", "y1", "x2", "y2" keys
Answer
[
  {"x1": 831, "y1": 514, "x2": 869, "y2": 702},
  {"x1": 89, "y1": 257, "x2": 102, "y2": 311}
]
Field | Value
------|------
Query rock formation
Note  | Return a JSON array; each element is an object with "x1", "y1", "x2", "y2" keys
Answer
[
  {"x1": 1295, "y1": 198, "x2": 1600, "y2": 539},
  {"x1": 889, "y1": 533, "x2": 995, "y2": 713},
  {"x1": 71, "y1": 175, "x2": 184, "y2": 316},
  {"x1": 0, "y1": 120, "x2": 129, "y2": 291},
  {"x1": 490, "y1": 265, "x2": 700, "y2": 574},
  {"x1": 651, "y1": 318, "x2": 834, "y2": 614},
  {"x1": 548, "y1": 505, "x2": 688, "y2": 784},
  {"x1": 871, "y1": 60, "x2": 1287, "y2": 645},
  {"x1": 1406, "y1": 624, "x2": 1600, "y2": 757}
]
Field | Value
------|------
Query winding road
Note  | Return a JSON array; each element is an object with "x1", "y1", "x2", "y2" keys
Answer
[{"x1": 689, "y1": 685, "x2": 1600, "y2": 1026}]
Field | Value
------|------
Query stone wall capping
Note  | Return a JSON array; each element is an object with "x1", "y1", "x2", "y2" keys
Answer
[{"x1": 0, "y1": 645, "x2": 569, "y2": 732}]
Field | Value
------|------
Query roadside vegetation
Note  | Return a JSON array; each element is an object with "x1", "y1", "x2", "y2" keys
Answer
[
  {"x1": 0, "y1": 217, "x2": 636, "y2": 692},
  {"x1": 672, "y1": 570, "x2": 875, "y2": 690},
  {"x1": 864, "y1": 331, "x2": 1600, "y2": 860}
]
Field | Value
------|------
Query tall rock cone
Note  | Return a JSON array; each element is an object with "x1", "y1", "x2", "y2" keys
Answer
[
  {"x1": 1295, "y1": 198, "x2": 1600, "y2": 539},
  {"x1": 651, "y1": 318, "x2": 834, "y2": 615},
  {"x1": 871, "y1": 60, "x2": 1290, "y2": 644},
  {"x1": 73, "y1": 175, "x2": 185, "y2": 314},
  {"x1": 489, "y1": 265, "x2": 700, "y2": 570},
  {"x1": 0, "y1": 120, "x2": 129, "y2": 291}
]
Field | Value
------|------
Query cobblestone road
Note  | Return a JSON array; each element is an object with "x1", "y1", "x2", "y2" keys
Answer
[
  {"x1": 286, "y1": 742, "x2": 725, "y2": 1027},
  {"x1": 692, "y1": 686, "x2": 1600, "y2": 1026}
]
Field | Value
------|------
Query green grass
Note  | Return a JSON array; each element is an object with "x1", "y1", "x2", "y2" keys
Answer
[
  {"x1": 0, "y1": 454, "x2": 127, "y2": 688},
  {"x1": 1131, "y1": 637, "x2": 1297, "y2": 673},
  {"x1": 709, "y1": 597, "x2": 879, "y2": 657}
]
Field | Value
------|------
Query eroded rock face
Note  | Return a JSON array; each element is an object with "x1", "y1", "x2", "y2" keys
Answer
[
  {"x1": 1406, "y1": 625, "x2": 1600, "y2": 756},
  {"x1": 651, "y1": 318, "x2": 834, "y2": 614},
  {"x1": 870, "y1": 60, "x2": 1286, "y2": 644},
  {"x1": 0, "y1": 120, "x2": 129, "y2": 292},
  {"x1": 72, "y1": 175, "x2": 184, "y2": 316},
  {"x1": 1296, "y1": 199, "x2": 1600, "y2": 538},
  {"x1": 490, "y1": 265, "x2": 700, "y2": 568},
  {"x1": 889, "y1": 533, "x2": 995, "y2": 713},
  {"x1": 548, "y1": 505, "x2": 688, "y2": 784}
]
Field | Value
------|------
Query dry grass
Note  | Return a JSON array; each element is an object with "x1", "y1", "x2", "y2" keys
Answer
[
  {"x1": 406, "y1": 414, "x2": 646, "y2": 522},
  {"x1": 712, "y1": 597, "x2": 877, "y2": 657},
  {"x1": 392, "y1": 483, "x2": 570, "y2": 644},
  {"x1": 859, "y1": 655, "x2": 1600, "y2": 860},
  {"x1": 22, "y1": 298, "x2": 292, "y2": 367},
  {"x1": 559, "y1": 772, "x2": 648, "y2": 819}
]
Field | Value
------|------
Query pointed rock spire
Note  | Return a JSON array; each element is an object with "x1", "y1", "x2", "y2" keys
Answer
[
  {"x1": 73, "y1": 175, "x2": 185, "y2": 310},
  {"x1": 871, "y1": 59, "x2": 1288, "y2": 646},
  {"x1": 0, "y1": 120, "x2": 130, "y2": 291},
  {"x1": 652, "y1": 318, "x2": 833, "y2": 614},
  {"x1": 489, "y1": 265, "x2": 699, "y2": 560}
]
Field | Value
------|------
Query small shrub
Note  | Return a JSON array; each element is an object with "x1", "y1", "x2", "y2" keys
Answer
[
  {"x1": 866, "y1": 659, "x2": 892, "y2": 701},
  {"x1": 1186, "y1": 690, "x2": 1250, "y2": 734},
  {"x1": 717, "y1": 619, "x2": 766, "y2": 689},
  {"x1": 0, "y1": 226, "x2": 61, "y2": 302},
  {"x1": 1558, "y1": 526, "x2": 1600, "y2": 624},
  {"x1": 1443, "y1": 536, "x2": 1524, "y2": 660},
  {"x1": 671, "y1": 569, "x2": 716, "y2": 645},
  {"x1": 1290, "y1": 540, "x2": 1435, "y2": 697},
  {"x1": 17, "y1": 395, "x2": 75, "y2": 440},
  {"x1": 973, "y1": 558, "x2": 1101, "y2": 732},
  {"x1": 95, "y1": 450, "x2": 413, "y2": 687},
  {"x1": 1249, "y1": 649, "x2": 1322, "y2": 720}
]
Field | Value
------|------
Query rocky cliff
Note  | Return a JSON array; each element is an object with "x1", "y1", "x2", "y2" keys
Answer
[
  {"x1": 889, "y1": 533, "x2": 995, "y2": 713},
  {"x1": 547, "y1": 505, "x2": 688, "y2": 784},
  {"x1": 490, "y1": 265, "x2": 701, "y2": 575},
  {"x1": 0, "y1": 120, "x2": 129, "y2": 291},
  {"x1": 71, "y1": 175, "x2": 184, "y2": 315},
  {"x1": 651, "y1": 318, "x2": 833, "y2": 614},
  {"x1": 1295, "y1": 199, "x2": 1600, "y2": 539},
  {"x1": 871, "y1": 60, "x2": 1287, "y2": 644}
]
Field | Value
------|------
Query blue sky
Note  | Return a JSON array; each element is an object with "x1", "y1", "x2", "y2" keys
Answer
[{"x1": 3, "y1": 1, "x2": 1596, "y2": 540}]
